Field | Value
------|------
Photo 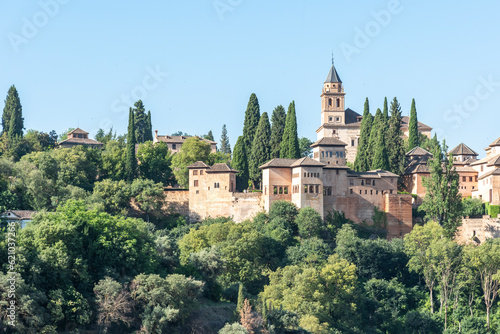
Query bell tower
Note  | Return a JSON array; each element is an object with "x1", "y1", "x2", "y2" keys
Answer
[{"x1": 320, "y1": 62, "x2": 345, "y2": 127}]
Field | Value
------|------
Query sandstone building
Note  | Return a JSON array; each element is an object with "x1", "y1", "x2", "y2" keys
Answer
[
  {"x1": 153, "y1": 130, "x2": 217, "y2": 153},
  {"x1": 315, "y1": 63, "x2": 432, "y2": 163},
  {"x1": 471, "y1": 137, "x2": 500, "y2": 204},
  {"x1": 57, "y1": 128, "x2": 103, "y2": 149}
]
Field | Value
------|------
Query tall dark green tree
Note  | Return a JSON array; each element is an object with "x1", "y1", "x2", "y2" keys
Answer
[
  {"x1": 133, "y1": 100, "x2": 149, "y2": 143},
  {"x1": 145, "y1": 110, "x2": 153, "y2": 142},
  {"x1": 408, "y1": 98, "x2": 419, "y2": 151},
  {"x1": 382, "y1": 97, "x2": 389, "y2": 122},
  {"x1": 249, "y1": 112, "x2": 271, "y2": 188},
  {"x1": 280, "y1": 101, "x2": 300, "y2": 159},
  {"x1": 354, "y1": 98, "x2": 372, "y2": 171},
  {"x1": 368, "y1": 108, "x2": 385, "y2": 165},
  {"x1": 242, "y1": 93, "x2": 261, "y2": 156},
  {"x1": 219, "y1": 124, "x2": 231, "y2": 154},
  {"x1": 231, "y1": 136, "x2": 249, "y2": 191},
  {"x1": 421, "y1": 141, "x2": 463, "y2": 237},
  {"x1": 386, "y1": 97, "x2": 406, "y2": 175},
  {"x1": 204, "y1": 130, "x2": 214, "y2": 142},
  {"x1": 270, "y1": 105, "x2": 286, "y2": 158},
  {"x1": 371, "y1": 124, "x2": 390, "y2": 171},
  {"x1": 2, "y1": 85, "x2": 23, "y2": 138},
  {"x1": 125, "y1": 108, "x2": 137, "y2": 181}
]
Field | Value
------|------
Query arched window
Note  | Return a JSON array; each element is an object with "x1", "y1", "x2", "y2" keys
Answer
[
  {"x1": 336, "y1": 98, "x2": 340, "y2": 107},
  {"x1": 328, "y1": 98, "x2": 332, "y2": 106}
]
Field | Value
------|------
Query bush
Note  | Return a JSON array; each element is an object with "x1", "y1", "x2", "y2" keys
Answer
[{"x1": 488, "y1": 204, "x2": 500, "y2": 218}]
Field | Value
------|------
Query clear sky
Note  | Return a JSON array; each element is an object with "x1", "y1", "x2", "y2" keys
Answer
[{"x1": 1, "y1": 1, "x2": 499, "y2": 158}]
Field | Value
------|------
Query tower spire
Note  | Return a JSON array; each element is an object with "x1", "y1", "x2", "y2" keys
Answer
[{"x1": 331, "y1": 52, "x2": 334, "y2": 65}]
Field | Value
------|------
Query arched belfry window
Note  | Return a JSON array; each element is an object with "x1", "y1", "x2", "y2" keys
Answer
[
  {"x1": 328, "y1": 98, "x2": 332, "y2": 106},
  {"x1": 336, "y1": 98, "x2": 340, "y2": 108}
]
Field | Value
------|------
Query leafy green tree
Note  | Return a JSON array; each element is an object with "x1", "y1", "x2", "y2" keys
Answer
[
  {"x1": 58, "y1": 127, "x2": 75, "y2": 142},
  {"x1": 130, "y1": 178, "x2": 165, "y2": 221},
  {"x1": 421, "y1": 141, "x2": 463, "y2": 236},
  {"x1": 404, "y1": 222, "x2": 445, "y2": 313},
  {"x1": 408, "y1": 98, "x2": 419, "y2": 151},
  {"x1": 404, "y1": 310, "x2": 442, "y2": 334},
  {"x1": 270, "y1": 105, "x2": 286, "y2": 158},
  {"x1": 95, "y1": 127, "x2": 116, "y2": 144},
  {"x1": 171, "y1": 137, "x2": 211, "y2": 188},
  {"x1": 137, "y1": 141, "x2": 173, "y2": 185},
  {"x1": 91, "y1": 179, "x2": 131, "y2": 214},
  {"x1": 295, "y1": 207, "x2": 325, "y2": 239},
  {"x1": 280, "y1": 101, "x2": 300, "y2": 159},
  {"x1": 231, "y1": 136, "x2": 249, "y2": 192},
  {"x1": 131, "y1": 273, "x2": 204, "y2": 333},
  {"x1": 268, "y1": 200, "x2": 299, "y2": 233},
  {"x1": 23, "y1": 129, "x2": 57, "y2": 151},
  {"x1": 133, "y1": 100, "x2": 150, "y2": 143},
  {"x1": 126, "y1": 108, "x2": 137, "y2": 181},
  {"x1": 219, "y1": 124, "x2": 231, "y2": 154},
  {"x1": 354, "y1": 98, "x2": 372, "y2": 171},
  {"x1": 286, "y1": 237, "x2": 332, "y2": 266},
  {"x1": 242, "y1": 93, "x2": 261, "y2": 156},
  {"x1": 466, "y1": 239, "x2": 500, "y2": 330},
  {"x1": 2, "y1": 85, "x2": 23, "y2": 138},
  {"x1": 299, "y1": 137, "x2": 313, "y2": 158},
  {"x1": 218, "y1": 322, "x2": 248, "y2": 334},
  {"x1": 249, "y1": 112, "x2": 271, "y2": 188},
  {"x1": 387, "y1": 97, "x2": 406, "y2": 175},
  {"x1": 462, "y1": 197, "x2": 484, "y2": 217},
  {"x1": 100, "y1": 140, "x2": 127, "y2": 181}
]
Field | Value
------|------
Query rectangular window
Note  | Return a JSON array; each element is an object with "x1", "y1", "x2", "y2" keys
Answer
[
  {"x1": 315, "y1": 185, "x2": 319, "y2": 193},
  {"x1": 463, "y1": 176, "x2": 466, "y2": 182},
  {"x1": 274, "y1": 186, "x2": 278, "y2": 195},
  {"x1": 305, "y1": 186, "x2": 308, "y2": 193},
  {"x1": 172, "y1": 144, "x2": 176, "y2": 150},
  {"x1": 376, "y1": 190, "x2": 378, "y2": 195},
  {"x1": 350, "y1": 189, "x2": 353, "y2": 194},
  {"x1": 351, "y1": 140, "x2": 355, "y2": 146},
  {"x1": 200, "y1": 170, "x2": 204, "y2": 175},
  {"x1": 340, "y1": 151, "x2": 343, "y2": 158},
  {"x1": 349, "y1": 179, "x2": 354, "y2": 186},
  {"x1": 372, "y1": 180, "x2": 375, "y2": 186},
  {"x1": 365, "y1": 190, "x2": 367, "y2": 194},
  {"x1": 314, "y1": 152, "x2": 318, "y2": 158},
  {"x1": 304, "y1": 172, "x2": 307, "y2": 177},
  {"x1": 361, "y1": 180, "x2": 364, "y2": 186},
  {"x1": 366, "y1": 179, "x2": 371, "y2": 185},
  {"x1": 196, "y1": 190, "x2": 199, "y2": 194},
  {"x1": 284, "y1": 187, "x2": 288, "y2": 194},
  {"x1": 193, "y1": 170, "x2": 198, "y2": 175},
  {"x1": 194, "y1": 180, "x2": 198, "y2": 187},
  {"x1": 214, "y1": 183, "x2": 220, "y2": 188},
  {"x1": 336, "y1": 170, "x2": 339, "y2": 175},
  {"x1": 279, "y1": 187, "x2": 283, "y2": 194},
  {"x1": 321, "y1": 151, "x2": 324, "y2": 158},
  {"x1": 469, "y1": 176, "x2": 473, "y2": 182},
  {"x1": 390, "y1": 190, "x2": 393, "y2": 194}
]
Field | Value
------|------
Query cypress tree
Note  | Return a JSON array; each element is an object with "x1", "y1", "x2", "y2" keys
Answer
[
  {"x1": 408, "y1": 98, "x2": 419, "y2": 150},
  {"x1": 354, "y1": 98, "x2": 372, "y2": 171},
  {"x1": 145, "y1": 110, "x2": 153, "y2": 142},
  {"x1": 368, "y1": 108, "x2": 384, "y2": 166},
  {"x1": 371, "y1": 118, "x2": 390, "y2": 170},
  {"x1": 237, "y1": 283, "x2": 244, "y2": 312},
  {"x1": 280, "y1": 101, "x2": 300, "y2": 159},
  {"x1": 125, "y1": 107, "x2": 137, "y2": 181},
  {"x1": 382, "y1": 97, "x2": 389, "y2": 122},
  {"x1": 242, "y1": 93, "x2": 261, "y2": 155},
  {"x1": 387, "y1": 97, "x2": 406, "y2": 175},
  {"x1": 249, "y1": 112, "x2": 271, "y2": 188},
  {"x1": 133, "y1": 100, "x2": 148, "y2": 143},
  {"x1": 232, "y1": 136, "x2": 249, "y2": 191},
  {"x1": 2, "y1": 85, "x2": 23, "y2": 138},
  {"x1": 220, "y1": 124, "x2": 231, "y2": 154},
  {"x1": 270, "y1": 105, "x2": 286, "y2": 158}
]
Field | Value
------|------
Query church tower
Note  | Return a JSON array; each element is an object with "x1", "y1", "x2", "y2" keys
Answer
[{"x1": 320, "y1": 63, "x2": 345, "y2": 128}]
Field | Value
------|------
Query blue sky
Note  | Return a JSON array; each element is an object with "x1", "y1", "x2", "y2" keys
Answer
[{"x1": 1, "y1": 1, "x2": 499, "y2": 157}]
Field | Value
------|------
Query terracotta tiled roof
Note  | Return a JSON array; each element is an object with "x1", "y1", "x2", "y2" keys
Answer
[
  {"x1": 347, "y1": 169, "x2": 399, "y2": 178},
  {"x1": 290, "y1": 157, "x2": 325, "y2": 167},
  {"x1": 58, "y1": 138, "x2": 103, "y2": 146},
  {"x1": 156, "y1": 135, "x2": 216, "y2": 145},
  {"x1": 187, "y1": 161, "x2": 210, "y2": 169},
  {"x1": 1, "y1": 210, "x2": 37, "y2": 220},
  {"x1": 489, "y1": 136, "x2": 500, "y2": 147},
  {"x1": 68, "y1": 128, "x2": 89, "y2": 135},
  {"x1": 470, "y1": 153, "x2": 500, "y2": 167},
  {"x1": 406, "y1": 146, "x2": 433, "y2": 156},
  {"x1": 400, "y1": 116, "x2": 432, "y2": 131},
  {"x1": 207, "y1": 163, "x2": 238, "y2": 173},
  {"x1": 449, "y1": 143, "x2": 478, "y2": 156},
  {"x1": 478, "y1": 168, "x2": 500, "y2": 180},
  {"x1": 454, "y1": 166, "x2": 477, "y2": 172},
  {"x1": 311, "y1": 137, "x2": 347, "y2": 147},
  {"x1": 259, "y1": 158, "x2": 297, "y2": 169}
]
